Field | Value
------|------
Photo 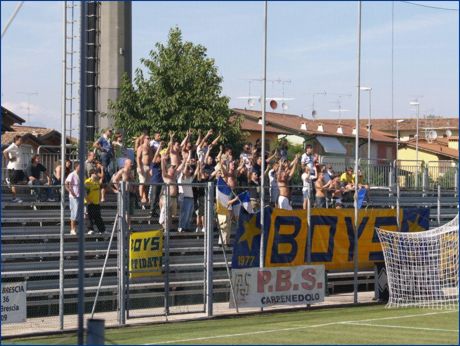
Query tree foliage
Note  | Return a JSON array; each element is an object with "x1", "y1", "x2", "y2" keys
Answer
[{"x1": 109, "y1": 27, "x2": 244, "y2": 148}]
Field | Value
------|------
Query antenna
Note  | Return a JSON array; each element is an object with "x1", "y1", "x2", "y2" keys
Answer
[{"x1": 16, "y1": 91, "x2": 39, "y2": 123}]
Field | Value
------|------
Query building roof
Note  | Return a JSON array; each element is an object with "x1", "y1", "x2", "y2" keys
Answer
[
  {"x1": 403, "y1": 139, "x2": 459, "y2": 160},
  {"x1": 1, "y1": 106, "x2": 26, "y2": 131},
  {"x1": 233, "y1": 108, "x2": 395, "y2": 143},
  {"x1": 317, "y1": 117, "x2": 458, "y2": 133},
  {"x1": 240, "y1": 116, "x2": 286, "y2": 134}
]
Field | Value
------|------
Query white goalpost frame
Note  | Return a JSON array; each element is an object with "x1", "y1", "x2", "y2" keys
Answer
[{"x1": 377, "y1": 215, "x2": 459, "y2": 310}]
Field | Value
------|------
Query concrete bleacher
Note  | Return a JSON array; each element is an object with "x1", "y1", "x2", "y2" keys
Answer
[{"x1": 1, "y1": 186, "x2": 458, "y2": 317}]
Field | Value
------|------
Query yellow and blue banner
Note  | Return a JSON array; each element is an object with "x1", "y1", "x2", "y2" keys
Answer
[
  {"x1": 129, "y1": 230, "x2": 163, "y2": 278},
  {"x1": 216, "y1": 177, "x2": 232, "y2": 215},
  {"x1": 232, "y1": 207, "x2": 429, "y2": 271}
]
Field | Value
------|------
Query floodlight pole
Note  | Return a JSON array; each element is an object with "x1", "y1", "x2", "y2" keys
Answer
[
  {"x1": 353, "y1": 0, "x2": 362, "y2": 305},
  {"x1": 77, "y1": 3, "x2": 88, "y2": 344},
  {"x1": 59, "y1": 1, "x2": 67, "y2": 331},
  {"x1": 259, "y1": 0, "x2": 268, "y2": 271}
]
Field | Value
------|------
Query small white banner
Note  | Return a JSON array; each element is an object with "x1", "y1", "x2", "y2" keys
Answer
[
  {"x1": 231, "y1": 265, "x2": 325, "y2": 308},
  {"x1": 1, "y1": 282, "x2": 27, "y2": 324}
]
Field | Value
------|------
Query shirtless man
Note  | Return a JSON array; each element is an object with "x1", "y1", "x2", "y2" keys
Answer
[
  {"x1": 166, "y1": 131, "x2": 183, "y2": 168},
  {"x1": 315, "y1": 171, "x2": 333, "y2": 208},
  {"x1": 159, "y1": 153, "x2": 178, "y2": 228},
  {"x1": 136, "y1": 134, "x2": 152, "y2": 203},
  {"x1": 112, "y1": 159, "x2": 136, "y2": 229},
  {"x1": 277, "y1": 154, "x2": 300, "y2": 210}
]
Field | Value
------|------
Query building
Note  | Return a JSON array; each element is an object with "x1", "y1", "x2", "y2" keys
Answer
[
  {"x1": 234, "y1": 108, "x2": 396, "y2": 162},
  {"x1": 317, "y1": 117, "x2": 459, "y2": 142}
]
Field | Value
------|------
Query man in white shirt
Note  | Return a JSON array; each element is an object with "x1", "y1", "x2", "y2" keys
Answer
[
  {"x1": 3, "y1": 135, "x2": 25, "y2": 202},
  {"x1": 301, "y1": 144, "x2": 315, "y2": 170},
  {"x1": 65, "y1": 162, "x2": 81, "y2": 235}
]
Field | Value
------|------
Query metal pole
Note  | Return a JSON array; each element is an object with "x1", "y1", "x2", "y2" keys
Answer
[
  {"x1": 1, "y1": 1, "x2": 24, "y2": 38},
  {"x1": 77, "y1": 3, "x2": 88, "y2": 343},
  {"x1": 59, "y1": 1, "x2": 67, "y2": 331},
  {"x1": 396, "y1": 183, "x2": 400, "y2": 229},
  {"x1": 91, "y1": 215, "x2": 118, "y2": 318},
  {"x1": 86, "y1": 319, "x2": 105, "y2": 345},
  {"x1": 415, "y1": 104, "x2": 420, "y2": 189},
  {"x1": 206, "y1": 182, "x2": 214, "y2": 316},
  {"x1": 437, "y1": 184, "x2": 441, "y2": 226},
  {"x1": 164, "y1": 184, "x2": 170, "y2": 315},
  {"x1": 117, "y1": 186, "x2": 126, "y2": 325},
  {"x1": 306, "y1": 183, "x2": 312, "y2": 264},
  {"x1": 259, "y1": 0, "x2": 268, "y2": 271},
  {"x1": 353, "y1": 0, "x2": 362, "y2": 305},
  {"x1": 367, "y1": 89, "x2": 371, "y2": 181}
]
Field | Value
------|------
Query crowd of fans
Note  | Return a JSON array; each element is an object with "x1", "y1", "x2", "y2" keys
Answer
[{"x1": 3, "y1": 130, "x2": 369, "y2": 239}]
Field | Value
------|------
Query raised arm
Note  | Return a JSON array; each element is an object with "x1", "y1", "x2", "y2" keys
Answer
[
  {"x1": 288, "y1": 154, "x2": 300, "y2": 179},
  {"x1": 153, "y1": 141, "x2": 163, "y2": 162},
  {"x1": 210, "y1": 131, "x2": 221, "y2": 147},
  {"x1": 180, "y1": 129, "x2": 192, "y2": 149}
]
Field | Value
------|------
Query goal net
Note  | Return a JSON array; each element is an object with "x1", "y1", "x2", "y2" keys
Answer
[{"x1": 377, "y1": 215, "x2": 459, "y2": 309}]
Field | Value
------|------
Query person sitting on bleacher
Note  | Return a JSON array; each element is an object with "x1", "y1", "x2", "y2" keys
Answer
[
  {"x1": 85, "y1": 169, "x2": 105, "y2": 235},
  {"x1": 25, "y1": 154, "x2": 54, "y2": 202},
  {"x1": 340, "y1": 166, "x2": 355, "y2": 204}
]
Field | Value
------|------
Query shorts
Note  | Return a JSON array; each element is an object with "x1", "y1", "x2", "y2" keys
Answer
[
  {"x1": 278, "y1": 196, "x2": 292, "y2": 210},
  {"x1": 302, "y1": 189, "x2": 309, "y2": 200},
  {"x1": 270, "y1": 189, "x2": 279, "y2": 205},
  {"x1": 315, "y1": 196, "x2": 326, "y2": 208},
  {"x1": 197, "y1": 196, "x2": 205, "y2": 217},
  {"x1": 8, "y1": 169, "x2": 25, "y2": 184},
  {"x1": 137, "y1": 165, "x2": 151, "y2": 184},
  {"x1": 69, "y1": 197, "x2": 80, "y2": 221}
]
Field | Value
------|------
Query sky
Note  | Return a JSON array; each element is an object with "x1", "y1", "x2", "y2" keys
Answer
[{"x1": 1, "y1": 1, "x2": 458, "y2": 132}]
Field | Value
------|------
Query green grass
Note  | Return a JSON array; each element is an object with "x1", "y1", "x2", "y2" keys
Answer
[{"x1": 5, "y1": 305, "x2": 459, "y2": 345}]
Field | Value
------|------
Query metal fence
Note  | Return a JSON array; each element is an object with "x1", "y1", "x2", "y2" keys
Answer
[{"x1": 2, "y1": 178, "x2": 459, "y2": 337}]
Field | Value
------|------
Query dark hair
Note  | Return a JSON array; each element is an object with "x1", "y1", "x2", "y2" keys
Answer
[
  {"x1": 13, "y1": 135, "x2": 22, "y2": 143},
  {"x1": 31, "y1": 154, "x2": 40, "y2": 163},
  {"x1": 305, "y1": 144, "x2": 312, "y2": 149}
]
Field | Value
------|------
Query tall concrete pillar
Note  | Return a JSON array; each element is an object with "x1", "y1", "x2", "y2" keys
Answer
[{"x1": 97, "y1": 1, "x2": 132, "y2": 133}]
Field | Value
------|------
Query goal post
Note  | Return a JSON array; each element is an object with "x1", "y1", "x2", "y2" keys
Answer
[{"x1": 377, "y1": 215, "x2": 459, "y2": 310}]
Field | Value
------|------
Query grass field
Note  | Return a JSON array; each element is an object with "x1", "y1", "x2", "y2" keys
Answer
[{"x1": 5, "y1": 305, "x2": 459, "y2": 345}]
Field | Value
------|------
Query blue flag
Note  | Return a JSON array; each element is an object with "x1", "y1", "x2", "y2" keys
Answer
[{"x1": 231, "y1": 206, "x2": 271, "y2": 269}]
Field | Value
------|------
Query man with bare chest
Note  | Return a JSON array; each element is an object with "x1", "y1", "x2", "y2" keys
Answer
[
  {"x1": 136, "y1": 134, "x2": 152, "y2": 203},
  {"x1": 277, "y1": 154, "x2": 299, "y2": 210}
]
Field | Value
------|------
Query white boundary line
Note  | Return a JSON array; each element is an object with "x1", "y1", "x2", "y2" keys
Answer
[
  {"x1": 144, "y1": 310, "x2": 458, "y2": 345},
  {"x1": 343, "y1": 322, "x2": 458, "y2": 333}
]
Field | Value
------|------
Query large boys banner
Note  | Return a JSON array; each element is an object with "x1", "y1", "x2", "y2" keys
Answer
[
  {"x1": 232, "y1": 207, "x2": 429, "y2": 271},
  {"x1": 129, "y1": 230, "x2": 163, "y2": 278}
]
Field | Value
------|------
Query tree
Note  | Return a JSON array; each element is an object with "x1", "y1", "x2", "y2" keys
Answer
[{"x1": 109, "y1": 27, "x2": 244, "y2": 149}]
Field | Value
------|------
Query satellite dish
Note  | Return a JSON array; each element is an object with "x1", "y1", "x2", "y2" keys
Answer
[
  {"x1": 281, "y1": 102, "x2": 288, "y2": 111},
  {"x1": 426, "y1": 130, "x2": 438, "y2": 143},
  {"x1": 312, "y1": 109, "x2": 317, "y2": 117},
  {"x1": 270, "y1": 100, "x2": 278, "y2": 110},
  {"x1": 445, "y1": 129, "x2": 452, "y2": 138}
]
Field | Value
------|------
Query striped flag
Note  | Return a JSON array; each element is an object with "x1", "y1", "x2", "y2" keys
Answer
[
  {"x1": 232, "y1": 191, "x2": 254, "y2": 219},
  {"x1": 216, "y1": 177, "x2": 232, "y2": 215}
]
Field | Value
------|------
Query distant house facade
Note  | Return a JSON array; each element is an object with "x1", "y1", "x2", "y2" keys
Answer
[{"x1": 233, "y1": 108, "x2": 396, "y2": 162}]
